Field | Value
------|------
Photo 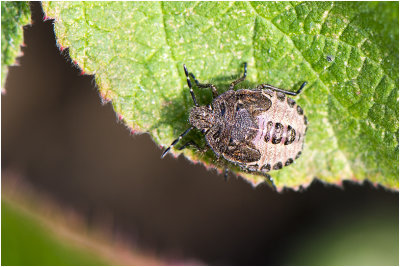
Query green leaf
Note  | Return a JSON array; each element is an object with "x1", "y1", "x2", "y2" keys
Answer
[
  {"x1": 1, "y1": 1, "x2": 30, "y2": 88},
  {"x1": 42, "y1": 2, "x2": 399, "y2": 190}
]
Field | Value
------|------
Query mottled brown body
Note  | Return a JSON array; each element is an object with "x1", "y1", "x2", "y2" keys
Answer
[
  {"x1": 190, "y1": 88, "x2": 307, "y2": 173},
  {"x1": 162, "y1": 63, "x2": 308, "y2": 184}
]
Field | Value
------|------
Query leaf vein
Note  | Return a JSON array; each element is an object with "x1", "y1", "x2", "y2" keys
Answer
[
  {"x1": 319, "y1": 2, "x2": 335, "y2": 34},
  {"x1": 293, "y1": 33, "x2": 395, "y2": 85}
]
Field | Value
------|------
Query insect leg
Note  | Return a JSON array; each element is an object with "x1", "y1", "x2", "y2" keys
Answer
[
  {"x1": 189, "y1": 73, "x2": 219, "y2": 98},
  {"x1": 295, "y1": 82, "x2": 307, "y2": 95},
  {"x1": 229, "y1": 62, "x2": 247, "y2": 90},
  {"x1": 161, "y1": 126, "x2": 194, "y2": 158},
  {"x1": 256, "y1": 82, "x2": 307, "y2": 96},
  {"x1": 177, "y1": 140, "x2": 206, "y2": 153},
  {"x1": 183, "y1": 64, "x2": 199, "y2": 106}
]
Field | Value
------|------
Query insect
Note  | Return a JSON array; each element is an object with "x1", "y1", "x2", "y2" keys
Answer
[{"x1": 162, "y1": 63, "x2": 308, "y2": 186}]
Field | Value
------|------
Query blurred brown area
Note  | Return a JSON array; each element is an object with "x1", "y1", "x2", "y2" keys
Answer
[{"x1": 2, "y1": 2, "x2": 398, "y2": 265}]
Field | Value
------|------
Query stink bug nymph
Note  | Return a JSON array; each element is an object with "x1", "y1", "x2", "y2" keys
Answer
[{"x1": 162, "y1": 63, "x2": 308, "y2": 186}]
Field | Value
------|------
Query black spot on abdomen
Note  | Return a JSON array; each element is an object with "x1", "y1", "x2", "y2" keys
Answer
[
  {"x1": 287, "y1": 98, "x2": 295, "y2": 107},
  {"x1": 272, "y1": 123, "x2": 283, "y2": 144},
  {"x1": 285, "y1": 158, "x2": 294, "y2": 166},
  {"x1": 273, "y1": 162, "x2": 283, "y2": 170},
  {"x1": 297, "y1": 105, "x2": 303, "y2": 115},
  {"x1": 276, "y1": 92, "x2": 285, "y2": 101},
  {"x1": 261, "y1": 164, "x2": 271, "y2": 172},
  {"x1": 264, "y1": 121, "x2": 274, "y2": 143},
  {"x1": 284, "y1": 125, "x2": 296, "y2": 145}
]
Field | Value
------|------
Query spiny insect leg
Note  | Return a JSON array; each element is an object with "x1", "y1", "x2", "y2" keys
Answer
[
  {"x1": 183, "y1": 64, "x2": 199, "y2": 107},
  {"x1": 229, "y1": 62, "x2": 247, "y2": 90},
  {"x1": 256, "y1": 82, "x2": 307, "y2": 96},
  {"x1": 161, "y1": 126, "x2": 194, "y2": 158},
  {"x1": 189, "y1": 73, "x2": 219, "y2": 98}
]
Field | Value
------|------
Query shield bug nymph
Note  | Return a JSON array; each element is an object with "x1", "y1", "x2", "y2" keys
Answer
[{"x1": 162, "y1": 63, "x2": 308, "y2": 186}]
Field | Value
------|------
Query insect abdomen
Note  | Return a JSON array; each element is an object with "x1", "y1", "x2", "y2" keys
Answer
[{"x1": 252, "y1": 90, "x2": 307, "y2": 172}]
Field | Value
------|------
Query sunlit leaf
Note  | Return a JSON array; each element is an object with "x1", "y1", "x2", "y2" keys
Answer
[{"x1": 43, "y1": 2, "x2": 399, "y2": 190}]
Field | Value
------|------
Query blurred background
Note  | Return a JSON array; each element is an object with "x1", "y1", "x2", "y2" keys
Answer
[{"x1": 2, "y1": 3, "x2": 399, "y2": 265}]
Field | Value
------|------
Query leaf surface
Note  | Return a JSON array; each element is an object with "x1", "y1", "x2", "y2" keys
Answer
[
  {"x1": 1, "y1": 1, "x2": 30, "y2": 88},
  {"x1": 43, "y1": 2, "x2": 399, "y2": 190}
]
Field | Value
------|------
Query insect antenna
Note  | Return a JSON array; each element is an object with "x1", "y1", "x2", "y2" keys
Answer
[{"x1": 161, "y1": 126, "x2": 194, "y2": 158}]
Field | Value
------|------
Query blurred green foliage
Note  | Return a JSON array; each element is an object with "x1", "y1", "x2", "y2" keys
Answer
[
  {"x1": 285, "y1": 204, "x2": 399, "y2": 265},
  {"x1": 2, "y1": 200, "x2": 109, "y2": 266},
  {"x1": 2, "y1": 194, "x2": 398, "y2": 265}
]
